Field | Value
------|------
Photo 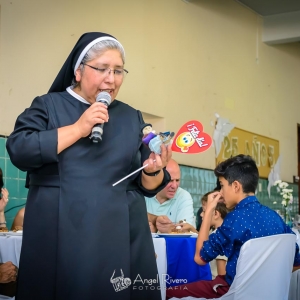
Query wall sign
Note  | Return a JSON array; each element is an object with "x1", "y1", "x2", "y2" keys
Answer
[{"x1": 216, "y1": 127, "x2": 279, "y2": 178}]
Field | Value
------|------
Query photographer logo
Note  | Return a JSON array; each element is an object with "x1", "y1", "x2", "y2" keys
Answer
[{"x1": 110, "y1": 269, "x2": 131, "y2": 292}]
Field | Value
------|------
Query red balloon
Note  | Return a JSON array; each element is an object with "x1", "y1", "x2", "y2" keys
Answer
[{"x1": 171, "y1": 120, "x2": 212, "y2": 154}]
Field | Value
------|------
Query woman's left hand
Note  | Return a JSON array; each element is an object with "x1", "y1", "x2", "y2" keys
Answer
[{"x1": 143, "y1": 144, "x2": 172, "y2": 174}]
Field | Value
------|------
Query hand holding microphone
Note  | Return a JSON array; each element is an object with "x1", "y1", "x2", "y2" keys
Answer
[
  {"x1": 90, "y1": 91, "x2": 111, "y2": 143},
  {"x1": 75, "y1": 91, "x2": 111, "y2": 139}
]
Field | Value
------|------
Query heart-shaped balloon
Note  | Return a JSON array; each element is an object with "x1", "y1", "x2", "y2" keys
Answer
[{"x1": 171, "y1": 120, "x2": 212, "y2": 154}]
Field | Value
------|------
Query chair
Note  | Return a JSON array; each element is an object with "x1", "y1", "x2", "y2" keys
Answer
[
  {"x1": 288, "y1": 269, "x2": 300, "y2": 300},
  {"x1": 170, "y1": 233, "x2": 296, "y2": 300}
]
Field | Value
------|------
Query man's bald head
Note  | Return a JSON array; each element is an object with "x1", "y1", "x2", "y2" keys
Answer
[
  {"x1": 156, "y1": 159, "x2": 181, "y2": 202},
  {"x1": 166, "y1": 159, "x2": 180, "y2": 176}
]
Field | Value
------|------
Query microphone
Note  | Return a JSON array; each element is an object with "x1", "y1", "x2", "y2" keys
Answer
[{"x1": 91, "y1": 91, "x2": 111, "y2": 143}]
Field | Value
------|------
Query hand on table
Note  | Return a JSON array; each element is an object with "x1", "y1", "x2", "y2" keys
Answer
[{"x1": 0, "y1": 261, "x2": 18, "y2": 283}]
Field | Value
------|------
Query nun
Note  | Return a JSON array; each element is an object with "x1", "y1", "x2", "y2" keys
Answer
[{"x1": 7, "y1": 32, "x2": 172, "y2": 300}]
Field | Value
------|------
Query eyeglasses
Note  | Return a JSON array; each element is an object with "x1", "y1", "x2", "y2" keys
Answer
[{"x1": 81, "y1": 63, "x2": 128, "y2": 78}]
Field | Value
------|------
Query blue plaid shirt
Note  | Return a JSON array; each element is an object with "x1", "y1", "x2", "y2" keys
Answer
[{"x1": 200, "y1": 196, "x2": 300, "y2": 285}]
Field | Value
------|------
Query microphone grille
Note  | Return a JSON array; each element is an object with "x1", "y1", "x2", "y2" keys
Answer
[{"x1": 96, "y1": 91, "x2": 112, "y2": 106}]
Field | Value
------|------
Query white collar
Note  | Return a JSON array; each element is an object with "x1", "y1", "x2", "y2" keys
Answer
[{"x1": 66, "y1": 86, "x2": 90, "y2": 105}]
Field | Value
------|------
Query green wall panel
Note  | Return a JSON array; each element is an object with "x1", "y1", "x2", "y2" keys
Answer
[
  {"x1": 179, "y1": 164, "x2": 299, "y2": 221},
  {"x1": 0, "y1": 136, "x2": 27, "y2": 229},
  {"x1": 1, "y1": 135, "x2": 299, "y2": 229}
]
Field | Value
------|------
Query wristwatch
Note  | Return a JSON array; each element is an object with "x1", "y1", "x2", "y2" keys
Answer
[{"x1": 143, "y1": 169, "x2": 161, "y2": 176}]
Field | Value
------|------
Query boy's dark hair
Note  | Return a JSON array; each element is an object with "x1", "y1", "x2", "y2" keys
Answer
[
  {"x1": 0, "y1": 168, "x2": 3, "y2": 189},
  {"x1": 214, "y1": 179, "x2": 221, "y2": 191},
  {"x1": 200, "y1": 190, "x2": 215, "y2": 204},
  {"x1": 214, "y1": 154, "x2": 258, "y2": 193},
  {"x1": 215, "y1": 202, "x2": 228, "y2": 219}
]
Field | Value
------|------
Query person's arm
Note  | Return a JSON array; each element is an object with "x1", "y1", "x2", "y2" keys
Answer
[
  {"x1": 293, "y1": 265, "x2": 300, "y2": 272},
  {"x1": 0, "y1": 188, "x2": 9, "y2": 228},
  {"x1": 0, "y1": 211, "x2": 7, "y2": 228},
  {"x1": 11, "y1": 207, "x2": 25, "y2": 230},
  {"x1": 6, "y1": 96, "x2": 109, "y2": 170},
  {"x1": 148, "y1": 213, "x2": 158, "y2": 233},
  {"x1": 57, "y1": 102, "x2": 109, "y2": 154},
  {"x1": 194, "y1": 192, "x2": 222, "y2": 265},
  {"x1": 0, "y1": 262, "x2": 18, "y2": 283},
  {"x1": 216, "y1": 258, "x2": 227, "y2": 276},
  {"x1": 148, "y1": 213, "x2": 158, "y2": 224},
  {"x1": 6, "y1": 97, "x2": 59, "y2": 171},
  {"x1": 149, "y1": 222, "x2": 156, "y2": 233}
]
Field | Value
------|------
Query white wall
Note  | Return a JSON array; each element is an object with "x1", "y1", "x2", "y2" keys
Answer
[{"x1": 0, "y1": 0, "x2": 299, "y2": 181}]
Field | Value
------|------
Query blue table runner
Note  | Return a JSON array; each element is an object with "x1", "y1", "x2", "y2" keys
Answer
[{"x1": 164, "y1": 237, "x2": 212, "y2": 287}]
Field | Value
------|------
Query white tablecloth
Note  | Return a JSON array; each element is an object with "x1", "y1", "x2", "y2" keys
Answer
[
  {"x1": 0, "y1": 234, "x2": 167, "y2": 300},
  {"x1": 153, "y1": 237, "x2": 167, "y2": 300},
  {"x1": 0, "y1": 235, "x2": 22, "y2": 267},
  {"x1": 0, "y1": 234, "x2": 22, "y2": 300}
]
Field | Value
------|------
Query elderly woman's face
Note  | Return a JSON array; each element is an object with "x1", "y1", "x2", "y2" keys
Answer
[{"x1": 75, "y1": 49, "x2": 124, "y2": 104}]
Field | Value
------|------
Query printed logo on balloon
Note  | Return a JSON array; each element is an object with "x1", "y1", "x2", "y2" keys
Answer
[{"x1": 172, "y1": 120, "x2": 212, "y2": 154}]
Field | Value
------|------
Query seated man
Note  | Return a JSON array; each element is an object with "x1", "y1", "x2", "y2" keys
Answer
[
  {"x1": 145, "y1": 159, "x2": 194, "y2": 233},
  {"x1": 166, "y1": 154, "x2": 300, "y2": 299}
]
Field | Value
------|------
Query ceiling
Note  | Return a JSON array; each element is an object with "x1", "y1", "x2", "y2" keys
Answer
[
  {"x1": 235, "y1": 0, "x2": 300, "y2": 16},
  {"x1": 182, "y1": 0, "x2": 300, "y2": 44},
  {"x1": 235, "y1": 0, "x2": 300, "y2": 44}
]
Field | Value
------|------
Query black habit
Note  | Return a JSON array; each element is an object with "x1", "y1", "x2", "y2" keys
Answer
[{"x1": 6, "y1": 32, "x2": 170, "y2": 300}]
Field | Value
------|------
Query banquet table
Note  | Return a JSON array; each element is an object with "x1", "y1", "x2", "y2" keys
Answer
[
  {"x1": 163, "y1": 236, "x2": 212, "y2": 286},
  {"x1": 153, "y1": 235, "x2": 212, "y2": 299},
  {"x1": 152, "y1": 236, "x2": 168, "y2": 300},
  {"x1": 0, "y1": 233, "x2": 22, "y2": 300},
  {"x1": 0, "y1": 233, "x2": 211, "y2": 300}
]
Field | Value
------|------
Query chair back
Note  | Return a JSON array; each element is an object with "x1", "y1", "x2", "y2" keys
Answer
[
  {"x1": 170, "y1": 233, "x2": 296, "y2": 300},
  {"x1": 220, "y1": 233, "x2": 295, "y2": 300},
  {"x1": 288, "y1": 269, "x2": 300, "y2": 300}
]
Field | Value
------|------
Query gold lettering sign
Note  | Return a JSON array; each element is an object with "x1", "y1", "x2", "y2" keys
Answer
[{"x1": 216, "y1": 127, "x2": 279, "y2": 178}]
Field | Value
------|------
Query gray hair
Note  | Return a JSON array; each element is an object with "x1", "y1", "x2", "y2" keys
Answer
[{"x1": 72, "y1": 39, "x2": 125, "y2": 87}]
